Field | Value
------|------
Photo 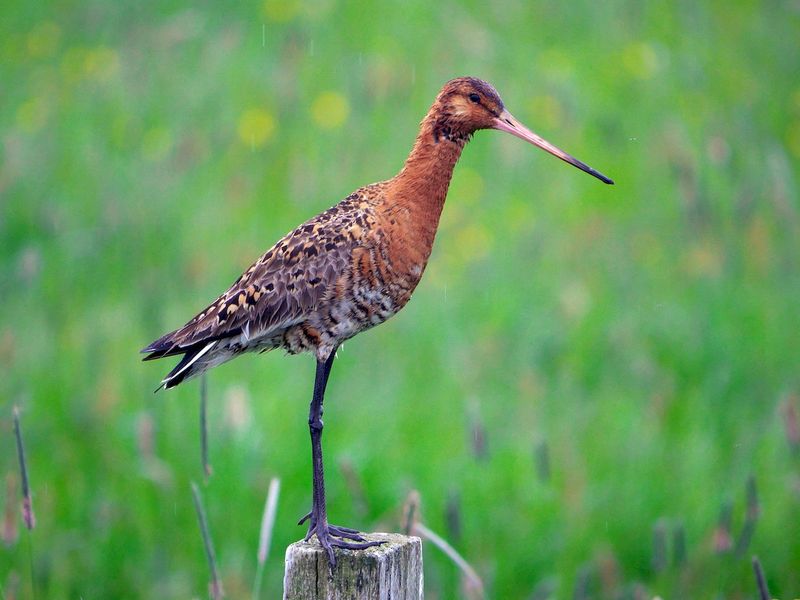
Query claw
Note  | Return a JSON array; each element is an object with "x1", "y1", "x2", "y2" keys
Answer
[
  {"x1": 329, "y1": 524, "x2": 360, "y2": 535},
  {"x1": 328, "y1": 525, "x2": 366, "y2": 541},
  {"x1": 298, "y1": 510, "x2": 361, "y2": 537},
  {"x1": 303, "y1": 518, "x2": 385, "y2": 567}
]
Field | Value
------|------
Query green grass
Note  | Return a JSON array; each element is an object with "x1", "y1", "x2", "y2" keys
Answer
[{"x1": 2, "y1": 1, "x2": 799, "y2": 597}]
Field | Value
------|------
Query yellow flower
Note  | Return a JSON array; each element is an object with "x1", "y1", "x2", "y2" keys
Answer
[
  {"x1": 745, "y1": 216, "x2": 772, "y2": 275},
  {"x1": 262, "y1": 0, "x2": 301, "y2": 22},
  {"x1": 60, "y1": 46, "x2": 119, "y2": 83},
  {"x1": 622, "y1": 41, "x2": 660, "y2": 80},
  {"x1": 683, "y1": 239, "x2": 723, "y2": 279},
  {"x1": 61, "y1": 47, "x2": 87, "y2": 82},
  {"x1": 786, "y1": 120, "x2": 800, "y2": 158},
  {"x1": 142, "y1": 127, "x2": 173, "y2": 161},
  {"x1": 455, "y1": 223, "x2": 492, "y2": 264},
  {"x1": 311, "y1": 91, "x2": 349, "y2": 130},
  {"x1": 27, "y1": 22, "x2": 61, "y2": 58},
  {"x1": 537, "y1": 49, "x2": 574, "y2": 82},
  {"x1": 83, "y1": 46, "x2": 119, "y2": 81},
  {"x1": 237, "y1": 108, "x2": 276, "y2": 148},
  {"x1": 16, "y1": 97, "x2": 48, "y2": 133}
]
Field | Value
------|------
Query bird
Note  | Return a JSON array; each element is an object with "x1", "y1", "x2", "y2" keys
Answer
[{"x1": 142, "y1": 77, "x2": 613, "y2": 565}]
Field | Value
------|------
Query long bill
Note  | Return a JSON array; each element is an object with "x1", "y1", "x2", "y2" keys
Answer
[{"x1": 492, "y1": 109, "x2": 614, "y2": 185}]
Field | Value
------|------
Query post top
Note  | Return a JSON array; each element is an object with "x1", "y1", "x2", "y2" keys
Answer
[
  {"x1": 287, "y1": 532, "x2": 421, "y2": 559},
  {"x1": 284, "y1": 533, "x2": 424, "y2": 599}
]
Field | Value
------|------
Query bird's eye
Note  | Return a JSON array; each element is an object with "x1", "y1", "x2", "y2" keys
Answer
[{"x1": 468, "y1": 93, "x2": 480, "y2": 104}]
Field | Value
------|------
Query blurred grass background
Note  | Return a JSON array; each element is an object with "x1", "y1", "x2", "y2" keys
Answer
[{"x1": 2, "y1": 0, "x2": 799, "y2": 598}]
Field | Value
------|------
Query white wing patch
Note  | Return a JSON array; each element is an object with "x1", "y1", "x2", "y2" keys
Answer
[{"x1": 161, "y1": 341, "x2": 217, "y2": 385}]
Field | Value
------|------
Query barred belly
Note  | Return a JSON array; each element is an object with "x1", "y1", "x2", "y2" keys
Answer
[{"x1": 282, "y1": 282, "x2": 402, "y2": 361}]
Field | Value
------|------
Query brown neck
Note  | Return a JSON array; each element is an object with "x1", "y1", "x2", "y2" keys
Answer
[{"x1": 390, "y1": 112, "x2": 467, "y2": 229}]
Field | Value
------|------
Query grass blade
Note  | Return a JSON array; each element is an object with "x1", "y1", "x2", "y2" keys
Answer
[
  {"x1": 444, "y1": 490, "x2": 462, "y2": 544},
  {"x1": 402, "y1": 489, "x2": 421, "y2": 536},
  {"x1": 191, "y1": 482, "x2": 223, "y2": 599},
  {"x1": 781, "y1": 396, "x2": 799, "y2": 454},
  {"x1": 200, "y1": 374, "x2": 212, "y2": 478},
  {"x1": 713, "y1": 500, "x2": 732, "y2": 554},
  {"x1": 252, "y1": 477, "x2": 280, "y2": 600},
  {"x1": 672, "y1": 521, "x2": 686, "y2": 566},
  {"x1": 745, "y1": 474, "x2": 760, "y2": 521},
  {"x1": 534, "y1": 439, "x2": 551, "y2": 483},
  {"x1": 736, "y1": 475, "x2": 760, "y2": 557},
  {"x1": 414, "y1": 522, "x2": 484, "y2": 599},
  {"x1": 468, "y1": 401, "x2": 489, "y2": 461},
  {"x1": 573, "y1": 563, "x2": 592, "y2": 600},
  {"x1": 751, "y1": 556, "x2": 770, "y2": 600},
  {"x1": 13, "y1": 407, "x2": 35, "y2": 530},
  {"x1": 651, "y1": 519, "x2": 668, "y2": 573}
]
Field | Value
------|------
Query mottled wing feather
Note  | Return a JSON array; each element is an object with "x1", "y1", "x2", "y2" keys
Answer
[{"x1": 141, "y1": 196, "x2": 368, "y2": 358}]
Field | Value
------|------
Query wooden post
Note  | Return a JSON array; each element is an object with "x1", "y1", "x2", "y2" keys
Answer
[{"x1": 283, "y1": 533, "x2": 423, "y2": 600}]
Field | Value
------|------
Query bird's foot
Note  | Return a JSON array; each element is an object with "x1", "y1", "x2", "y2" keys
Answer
[{"x1": 298, "y1": 511, "x2": 384, "y2": 566}]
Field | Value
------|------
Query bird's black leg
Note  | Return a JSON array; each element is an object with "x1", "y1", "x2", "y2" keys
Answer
[{"x1": 300, "y1": 350, "x2": 383, "y2": 566}]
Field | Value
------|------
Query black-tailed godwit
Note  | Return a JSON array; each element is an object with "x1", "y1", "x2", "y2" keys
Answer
[{"x1": 142, "y1": 77, "x2": 612, "y2": 565}]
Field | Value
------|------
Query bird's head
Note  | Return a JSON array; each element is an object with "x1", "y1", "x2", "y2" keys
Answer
[
  {"x1": 434, "y1": 77, "x2": 614, "y2": 184},
  {"x1": 434, "y1": 77, "x2": 506, "y2": 134},
  {"x1": 432, "y1": 77, "x2": 505, "y2": 144}
]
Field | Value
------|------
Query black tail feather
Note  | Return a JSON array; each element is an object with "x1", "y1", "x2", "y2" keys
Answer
[
  {"x1": 141, "y1": 328, "x2": 242, "y2": 361},
  {"x1": 141, "y1": 330, "x2": 182, "y2": 360}
]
